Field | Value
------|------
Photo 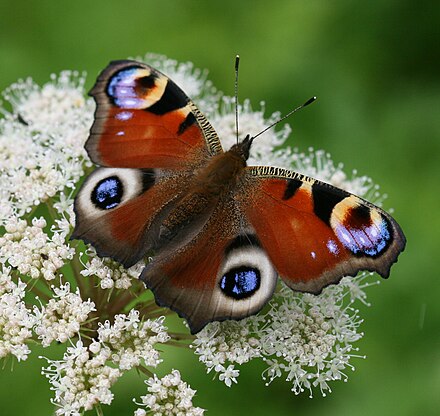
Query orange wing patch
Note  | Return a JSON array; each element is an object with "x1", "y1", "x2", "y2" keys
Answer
[
  {"x1": 94, "y1": 107, "x2": 206, "y2": 168},
  {"x1": 243, "y1": 178, "x2": 350, "y2": 286}
]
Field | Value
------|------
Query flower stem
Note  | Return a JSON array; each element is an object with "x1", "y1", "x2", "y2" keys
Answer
[{"x1": 168, "y1": 332, "x2": 195, "y2": 341}]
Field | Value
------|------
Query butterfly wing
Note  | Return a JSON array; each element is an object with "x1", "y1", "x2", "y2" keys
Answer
[
  {"x1": 73, "y1": 60, "x2": 223, "y2": 266},
  {"x1": 86, "y1": 59, "x2": 223, "y2": 168},
  {"x1": 140, "y1": 203, "x2": 278, "y2": 334},
  {"x1": 236, "y1": 166, "x2": 406, "y2": 294}
]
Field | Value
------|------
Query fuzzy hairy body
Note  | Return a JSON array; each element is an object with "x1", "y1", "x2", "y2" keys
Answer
[{"x1": 157, "y1": 146, "x2": 247, "y2": 253}]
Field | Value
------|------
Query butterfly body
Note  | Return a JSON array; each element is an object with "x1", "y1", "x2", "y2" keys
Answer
[{"x1": 73, "y1": 60, "x2": 406, "y2": 334}]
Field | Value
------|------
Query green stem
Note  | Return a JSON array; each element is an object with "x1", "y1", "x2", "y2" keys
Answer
[
  {"x1": 137, "y1": 365, "x2": 154, "y2": 378},
  {"x1": 95, "y1": 403, "x2": 104, "y2": 416},
  {"x1": 138, "y1": 299, "x2": 162, "y2": 315},
  {"x1": 144, "y1": 309, "x2": 173, "y2": 319},
  {"x1": 95, "y1": 286, "x2": 115, "y2": 318},
  {"x1": 46, "y1": 199, "x2": 58, "y2": 223},
  {"x1": 106, "y1": 289, "x2": 138, "y2": 316},
  {"x1": 22, "y1": 276, "x2": 51, "y2": 302},
  {"x1": 70, "y1": 252, "x2": 88, "y2": 297},
  {"x1": 168, "y1": 332, "x2": 195, "y2": 341},
  {"x1": 165, "y1": 340, "x2": 191, "y2": 348}
]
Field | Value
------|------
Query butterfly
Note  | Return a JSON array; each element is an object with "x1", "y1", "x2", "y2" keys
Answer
[{"x1": 72, "y1": 60, "x2": 406, "y2": 334}]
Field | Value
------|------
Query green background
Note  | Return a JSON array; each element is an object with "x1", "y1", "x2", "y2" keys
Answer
[{"x1": 1, "y1": 1, "x2": 439, "y2": 415}]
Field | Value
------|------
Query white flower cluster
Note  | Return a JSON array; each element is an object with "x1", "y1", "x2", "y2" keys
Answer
[
  {"x1": 96, "y1": 309, "x2": 169, "y2": 370},
  {"x1": 259, "y1": 281, "x2": 366, "y2": 397},
  {"x1": 41, "y1": 311, "x2": 169, "y2": 415},
  {"x1": 0, "y1": 71, "x2": 93, "y2": 222},
  {"x1": 193, "y1": 273, "x2": 372, "y2": 396},
  {"x1": 191, "y1": 318, "x2": 262, "y2": 386},
  {"x1": 288, "y1": 147, "x2": 383, "y2": 202},
  {"x1": 80, "y1": 247, "x2": 143, "y2": 289},
  {"x1": 134, "y1": 369, "x2": 205, "y2": 416},
  {"x1": 0, "y1": 54, "x2": 387, "y2": 412},
  {"x1": 41, "y1": 340, "x2": 122, "y2": 415},
  {"x1": 0, "y1": 266, "x2": 35, "y2": 361},
  {"x1": 0, "y1": 216, "x2": 74, "y2": 280},
  {"x1": 34, "y1": 282, "x2": 95, "y2": 347}
]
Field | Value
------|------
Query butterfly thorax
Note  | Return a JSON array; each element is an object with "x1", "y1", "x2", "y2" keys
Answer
[{"x1": 154, "y1": 143, "x2": 248, "y2": 252}]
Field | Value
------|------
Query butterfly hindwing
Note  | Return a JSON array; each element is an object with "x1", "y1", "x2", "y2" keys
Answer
[
  {"x1": 237, "y1": 166, "x2": 406, "y2": 294},
  {"x1": 140, "y1": 206, "x2": 278, "y2": 334},
  {"x1": 86, "y1": 60, "x2": 223, "y2": 169}
]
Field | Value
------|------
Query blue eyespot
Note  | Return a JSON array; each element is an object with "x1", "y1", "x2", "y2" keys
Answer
[
  {"x1": 107, "y1": 67, "x2": 154, "y2": 109},
  {"x1": 335, "y1": 216, "x2": 391, "y2": 257},
  {"x1": 220, "y1": 267, "x2": 260, "y2": 299},
  {"x1": 91, "y1": 176, "x2": 123, "y2": 210}
]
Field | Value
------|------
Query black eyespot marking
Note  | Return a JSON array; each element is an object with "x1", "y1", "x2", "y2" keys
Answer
[
  {"x1": 91, "y1": 176, "x2": 123, "y2": 210},
  {"x1": 220, "y1": 266, "x2": 261, "y2": 299},
  {"x1": 135, "y1": 74, "x2": 156, "y2": 95},
  {"x1": 148, "y1": 81, "x2": 188, "y2": 115},
  {"x1": 283, "y1": 178, "x2": 302, "y2": 200},
  {"x1": 141, "y1": 169, "x2": 156, "y2": 192},
  {"x1": 350, "y1": 204, "x2": 371, "y2": 224},
  {"x1": 312, "y1": 182, "x2": 350, "y2": 225},
  {"x1": 225, "y1": 234, "x2": 260, "y2": 254},
  {"x1": 177, "y1": 112, "x2": 196, "y2": 135}
]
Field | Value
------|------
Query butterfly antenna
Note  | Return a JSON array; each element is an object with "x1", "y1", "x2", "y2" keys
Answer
[
  {"x1": 251, "y1": 96, "x2": 317, "y2": 142},
  {"x1": 234, "y1": 55, "x2": 240, "y2": 145}
]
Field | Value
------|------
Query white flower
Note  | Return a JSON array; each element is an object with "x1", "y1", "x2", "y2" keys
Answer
[
  {"x1": 0, "y1": 71, "x2": 92, "y2": 222},
  {"x1": 2, "y1": 70, "x2": 92, "y2": 138},
  {"x1": 41, "y1": 340, "x2": 122, "y2": 415},
  {"x1": 0, "y1": 266, "x2": 36, "y2": 361},
  {"x1": 97, "y1": 309, "x2": 169, "y2": 371},
  {"x1": 80, "y1": 247, "x2": 143, "y2": 290},
  {"x1": 191, "y1": 318, "x2": 262, "y2": 375},
  {"x1": 259, "y1": 280, "x2": 366, "y2": 397},
  {"x1": 34, "y1": 281, "x2": 95, "y2": 347},
  {"x1": 0, "y1": 216, "x2": 75, "y2": 280},
  {"x1": 193, "y1": 273, "x2": 369, "y2": 397},
  {"x1": 218, "y1": 364, "x2": 240, "y2": 387},
  {"x1": 134, "y1": 369, "x2": 205, "y2": 415},
  {"x1": 288, "y1": 147, "x2": 382, "y2": 199}
]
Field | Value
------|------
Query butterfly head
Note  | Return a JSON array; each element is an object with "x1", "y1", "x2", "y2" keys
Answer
[{"x1": 229, "y1": 134, "x2": 254, "y2": 161}]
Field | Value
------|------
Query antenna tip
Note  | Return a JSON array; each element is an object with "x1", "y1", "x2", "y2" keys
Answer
[
  {"x1": 303, "y1": 96, "x2": 317, "y2": 107},
  {"x1": 235, "y1": 55, "x2": 240, "y2": 69}
]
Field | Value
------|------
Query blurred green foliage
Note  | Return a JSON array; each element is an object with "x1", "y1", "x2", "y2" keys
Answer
[{"x1": 1, "y1": 1, "x2": 439, "y2": 415}]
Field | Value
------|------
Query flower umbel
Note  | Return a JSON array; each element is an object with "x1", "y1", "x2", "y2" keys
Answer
[
  {"x1": 133, "y1": 369, "x2": 205, "y2": 416},
  {"x1": 0, "y1": 54, "x2": 388, "y2": 413}
]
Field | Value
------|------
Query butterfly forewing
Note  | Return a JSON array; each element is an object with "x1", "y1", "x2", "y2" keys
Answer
[{"x1": 86, "y1": 60, "x2": 222, "y2": 169}]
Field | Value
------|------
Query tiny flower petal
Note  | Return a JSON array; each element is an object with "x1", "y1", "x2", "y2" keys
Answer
[{"x1": 134, "y1": 369, "x2": 205, "y2": 415}]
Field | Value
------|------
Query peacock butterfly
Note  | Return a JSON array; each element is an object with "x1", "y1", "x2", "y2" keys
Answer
[{"x1": 72, "y1": 60, "x2": 406, "y2": 334}]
